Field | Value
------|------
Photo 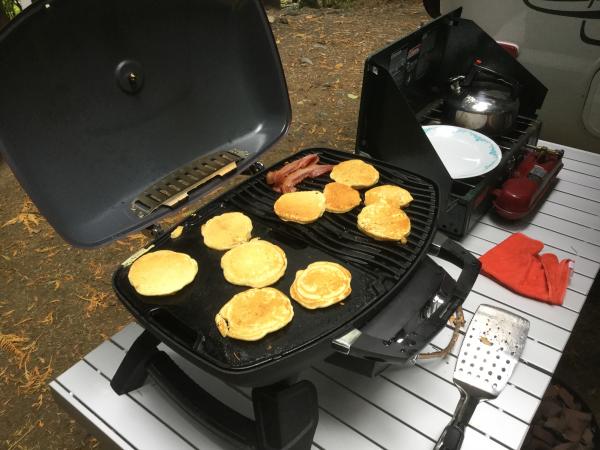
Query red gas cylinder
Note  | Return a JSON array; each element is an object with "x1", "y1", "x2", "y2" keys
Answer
[{"x1": 493, "y1": 147, "x2": 564, "y2": 220}]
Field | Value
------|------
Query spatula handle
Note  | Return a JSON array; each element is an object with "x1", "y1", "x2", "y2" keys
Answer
[{"x1": 434, "y1": 388, "x2": 481, "y2": 450}]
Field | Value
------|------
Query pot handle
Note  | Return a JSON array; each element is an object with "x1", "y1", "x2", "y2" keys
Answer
[
  {"x1": 110, "y1": 331, "x2": 319, "y2": 450},
  {"x1": 332, "y1": 233, "x2": 480, "y2": 364},
  {"x1": 469, "y1": 64, "x2": 521, "y2": 99}
]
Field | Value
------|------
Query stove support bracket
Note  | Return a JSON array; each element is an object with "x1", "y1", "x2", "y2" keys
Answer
[{"x1": 110, "y1": 330, "x2": 319, "y2": 450}]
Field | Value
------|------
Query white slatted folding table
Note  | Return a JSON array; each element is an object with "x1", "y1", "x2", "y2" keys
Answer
[{"x1": 51, "y1": 141, "x2": 600, "y2": 450}]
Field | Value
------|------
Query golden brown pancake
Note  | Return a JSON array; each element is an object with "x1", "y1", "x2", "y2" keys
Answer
[
  {"x1": 221, "y1": 239, "x2": 287, "y2": 288},
  {"x1": 170, "y1": 226, "x2": 184, "y2": 239},
  {"x1": 273, "y1": 191, "x2": 326, "y2": 224},
  {"x1": 364, "y1": 185, "x2": 413, "y2": 209},
  {"x1": 215, "y1": 288, "x2": 294, "y2": 341},
  {"x1": 290, "y1": 261, "x2": 352, "y2": 309},
  {"x1": 201, "y1": 212, "x2": 252, "y2": 250},
  {"x1": 323, "y1": 182, "x2": 361, "y2": 213},
  {"x1": 330, "y1": 159, "x2": 379, "y2": 189},
  {"x1": 128, "y1": 250, "x2": 198, "y2": 296},
  {"x1": 357, "y1": 202, "x2": 411, "y2": 242}
]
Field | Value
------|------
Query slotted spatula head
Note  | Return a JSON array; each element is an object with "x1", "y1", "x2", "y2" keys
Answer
[{"x1": 454, "y1": 304, "x2": 530, "y2": 399}]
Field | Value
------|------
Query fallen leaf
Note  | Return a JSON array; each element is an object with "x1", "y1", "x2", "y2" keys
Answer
[
  {"x1": 38, "y1": 312, "x2": 54, "y2": 326},
  {"x1": 347, "y1": 93, "x2": 358, "y2": 99}
]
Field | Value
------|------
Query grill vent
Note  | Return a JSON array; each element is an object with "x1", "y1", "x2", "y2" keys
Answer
[{"x1": 131, "y1": 149, "x2": 248, "y2": 217}]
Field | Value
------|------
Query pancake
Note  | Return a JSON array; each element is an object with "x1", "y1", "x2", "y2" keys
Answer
[
  {"x1": 364, "y1": 185, "x2": 413, "y2": 209},
  {"x1": 330, "y1": 159, "x2": 379, "y2": 189},
  {"x1": 221, "y1": 239, "x2": 287, "y2": 288},
  {"x1": 357, "y1": 202, "x2": 411, "y2": 242},
  {"x1": 215, "y1": 288, "x2": 294, "y2": 341},
  {"x1": 273, "y1": 191, "x2": 326, "y2": 224},
  {"x1": 128, "y1": 250, "x2": 198, "y2": 296},
  {"x1": 170, "y1": 226, "x2": 183, "y2": 239},
  {"x1": 290, "y1": 261, "x2": 352, "y2": 309},
  {"x1": 201, "y1": 212, "x2": 252, "y2": 250},
  {"x1": 323, "y1": 182, "x2": 361, "y2": 213}
]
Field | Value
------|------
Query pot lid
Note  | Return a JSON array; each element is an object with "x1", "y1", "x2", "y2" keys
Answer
[{"x1": 0, "y1": 0, "x2": 290, "y2": 247}]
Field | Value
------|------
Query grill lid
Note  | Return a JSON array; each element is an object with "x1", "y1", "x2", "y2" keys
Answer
[{"x1": 0, "y1": 0, "x2": 290, "y2": 247}]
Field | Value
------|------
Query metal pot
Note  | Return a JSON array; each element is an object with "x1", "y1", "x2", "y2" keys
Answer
[{"x1": 445, "y1": 65, "x2": 520, "y2": 136}]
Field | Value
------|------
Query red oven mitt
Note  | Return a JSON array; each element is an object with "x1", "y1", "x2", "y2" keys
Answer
[{"x1": 479, "y1": 233, "x2": 572, "y2": 305}]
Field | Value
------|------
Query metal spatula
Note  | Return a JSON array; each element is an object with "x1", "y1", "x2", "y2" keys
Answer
[{"x1": 434, "y1": 304, "x2": 530, "y2": 450}]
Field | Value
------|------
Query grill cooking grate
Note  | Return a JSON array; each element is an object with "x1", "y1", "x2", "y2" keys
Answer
[{"x1": 113, "y1": 148, "x2": 437, "y2": 369}]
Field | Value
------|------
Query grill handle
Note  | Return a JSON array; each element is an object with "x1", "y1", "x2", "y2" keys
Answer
[
  {"x1": 332, "y1": 233, "x2": 480, "y2": 364},
  {"x1": 110, "y1": 330, "x2": 319, "y2": 450},
  {"x1": 429, "y1": 233, "x2": 481, "y2": 307}
]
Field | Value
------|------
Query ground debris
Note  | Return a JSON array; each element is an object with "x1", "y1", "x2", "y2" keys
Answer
[
  {"x1": 19, "y1": 361, "x2": 53, "y2": 395},
  {"x1": 0, "y1": 333, "x2": 30, "y2": 367},
  {"x1": 76, "y1": 286, "x2": 112, "y2": 316},
  {"x1": 38, "y1": 312, "x2": 54, "y2": 326},
  {"x1": 2, "y1": 199, "x2": 42, "y2": 235}
]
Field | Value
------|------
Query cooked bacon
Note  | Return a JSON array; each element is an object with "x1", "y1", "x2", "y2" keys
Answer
[
  {"x1": 277, "y1": 163, "x2": 334, "y2": 193},
  {"x1": 266, "y1": 154, "x2": 319, "y2": 186}
]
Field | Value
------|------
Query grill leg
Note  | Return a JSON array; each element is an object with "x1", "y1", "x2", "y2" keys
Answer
[
  {"x1": 253, "y1": 381, "x2": 319, "y2": 450},
  {"x1": 110, "y1": 330, "x2": 160, "y2": 395},
  {"x1": 110, "y1": 331, "x2": 318, "y2": 450}
]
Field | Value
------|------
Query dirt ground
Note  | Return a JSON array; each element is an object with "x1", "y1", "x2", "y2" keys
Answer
[{"x1": 0, "y1": 1, "x2": 598, "y2": 449}]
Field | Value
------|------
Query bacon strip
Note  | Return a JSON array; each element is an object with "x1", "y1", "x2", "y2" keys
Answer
[
  {"x1": 266, "y1": 154, "x2": 319, "y2": 186},
  {"x1": 276, "y1": 163, "x2": 334, "y2": 193}
]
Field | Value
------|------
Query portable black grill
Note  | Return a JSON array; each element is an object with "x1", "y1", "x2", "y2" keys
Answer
[
  {"x1": 0, "y1": 2, "x2": 481, "y2": 449},
  {"x1": 356, "y1": 8, "x2": 548, "y2": 238}
]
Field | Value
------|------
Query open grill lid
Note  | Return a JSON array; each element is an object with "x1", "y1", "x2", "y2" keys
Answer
[{"x1": 0, "y1": 0, "x2": 290, "y2": 247}]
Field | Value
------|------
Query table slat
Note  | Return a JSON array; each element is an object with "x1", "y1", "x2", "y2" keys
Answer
[
  {"x1": 539, "y1": 202, "x2": 600, "y2": 231},
  {"x1": 539, "y1": 140, "x2": 600, "y2": 166},
  {"x1": 561, "y1": 157, "x2": 600, "y2": 177},
  {"x1": 56, "y1": 361, "x2": 198, "y2": 450},
  {"x1": 558, "y1": 168, "x2": 600, "y2": 190},
  {"x1": 544, "y1": 190, "x2": 600, "y2": 217}
]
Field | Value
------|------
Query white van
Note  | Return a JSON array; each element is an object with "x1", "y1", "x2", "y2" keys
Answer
[{"x1": 424, "y1": 0, "x2": 600, "y2": 152}]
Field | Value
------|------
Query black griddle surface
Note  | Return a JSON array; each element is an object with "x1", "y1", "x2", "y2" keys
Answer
[{"x1": 113, "y1": 149, "x2": 437, "y2": 370}]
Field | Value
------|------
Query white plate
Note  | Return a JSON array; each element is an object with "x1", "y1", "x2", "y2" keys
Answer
[{"x1": 423, "y1": 125, "x2": 502, "y2": 179}]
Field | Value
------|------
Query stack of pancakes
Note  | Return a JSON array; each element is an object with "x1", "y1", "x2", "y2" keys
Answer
[
  {"x1": 290, "y1": 262, "x2": 352, "y2": 309},
  {"x1": 215, "y1": 288, "x2": 294, "y2": 341},
  {"x1": 357, "y1": 184, "x2": 412, "y2": 242}
]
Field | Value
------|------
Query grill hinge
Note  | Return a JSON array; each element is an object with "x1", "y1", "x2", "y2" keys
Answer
[
  {"x1": 332, "y1": 328, "x2": 363, "y2": 355},
  {"x1": 122, "y1": 244, "x2": 155, "y2": 267},
  {"x1": 131, "y1": 149, "x2": 249, "y2": 218}
]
